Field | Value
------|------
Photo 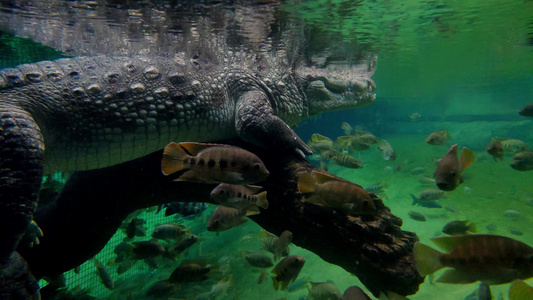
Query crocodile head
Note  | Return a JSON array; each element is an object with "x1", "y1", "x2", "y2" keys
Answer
[{"x1": 299, "y1": 57, "x2": 377, "y2": 116}]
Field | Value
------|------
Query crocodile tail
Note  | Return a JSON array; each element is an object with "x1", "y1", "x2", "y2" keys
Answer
[{"x1": 161, "y1": 142, "x2": 189, "y2": 175}]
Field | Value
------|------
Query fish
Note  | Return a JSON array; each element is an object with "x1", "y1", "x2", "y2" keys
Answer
[
  {"x1": 326, "y1": 151, "x2": 362, "y2": 169},
  {"x1": 464, "y1": 283, "x2": 492, "y2": 300},
  {"x1": 151, "y1": 223, "x2": 190, "y2": 240},
  {"x1": 168, "y1": 262, "x2": 211, "y2": 283},
  {"x1": 146, "y1": 280, "x2": 180, "y2": 298},
  {"x1": 336, "y1": 136, "x2": 371, "y2": 153},
  {"x1": 271, "y1": 255, "x2": 305, "y2": 291},
  {"x1": 410, "y1": 193, "x2": 443, "y2": 208},
  {"x1": 410, "y1": 167, "x2": 426, "y2": 175},
  {"x1": 363, "y1": 182, "x2": 388, "y2": 194},
  {"x1": 495, "y1": 138, "x2": 530, "y2": 154},
  {"x1": 162, "y1": 201, "x2": 208, "y2": 217},
  {"x1": 434, "y1": 144, "x2": 474, "y2": 191},
  {"x1": 167, "y1": 234, "x2": 198, "y2": 257},
  {"x1": 207, "y1": 206, "x2": 250, "y2": 232},
  {"x1": 308, "y1": 133, "x2": 335, "y2": 153},
  {"x1": 408, "y1": 211, "x2": 426, "y2": 222},
  {"x1": 355, "y1": 132, "x2": 378, "y2": 144},
  {"x1": 131, "y1": 240, "x2": 166, "y2": 259},
  {"x1": 414, "y1": 234, "x2": 533, "y2": 284},
  {"x1": 486, "y1": 139, "x2": 504, "y2": 161},
  {"x1": 298, "y1": 171, "x2": 376, "y2": 215},
  {"x1": 242, "y1": 250, "x2": 274, "y2": 268},
  {"x1": 442, "y1": 220, "x2": 477, "y2": 235},
  {"x1": 341, "y1": 122, "x2": 356, "y2": 135},
  {"x1": 518, "y1": 104, "x2": 533, "y2": 117},
  {"x1": 342, "y1": 286, "x2": 372, "y2": 300},
  {"x1": 509, "y1": 280, "x2": 533, "y2": 300},
  {"x1": 117, "y1": 259, "x2": 137, "y2": 275},
  {"x1": 125, "y1": 218, "x2": 146, "y2": 239},
  {"x1": 161, "y1": 142, "x2": 269, "y2": 184},
  {"x1": 307, "y1": 282, "x2": 343, "y2": 300},
  {"x1": 377, "y1": 139, "x2": 396, "y2": 161},
  {"x1": 510, "y1": 151, "x2": 533, "y2": 171},
  {"x1": 260, "y1": 230, "x2": 292, "y2": 261},
  {"x1": 426, "y1": 130, "x2": 451, "y2": 145},
  {"x1": 196, "y1": 274, "x2": 234, "y2": 300},
  {"x1": 93, "y1": 258, "x2": 115, "y2": 290},
  {"x1": 417, "y1": 189, "x2": 445, "y2": 201},
  {"x1": 409, "y1": 112, "x2": 422, "y2": 121},
  {"x1": 210, "y1": 183, "x2": 269, "y2": 210}
]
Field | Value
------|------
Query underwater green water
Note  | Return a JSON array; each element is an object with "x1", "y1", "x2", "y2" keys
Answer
[{"x1": 1, "y1": 0, "x2": 533, "y2": 299}]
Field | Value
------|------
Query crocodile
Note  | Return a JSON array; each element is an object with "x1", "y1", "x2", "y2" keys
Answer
[{"x1": 0, "y1": 52, "x2": 375, "y2": 298}]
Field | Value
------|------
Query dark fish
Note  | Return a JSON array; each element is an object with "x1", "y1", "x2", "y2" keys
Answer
[
  {"x1": 298, "y1": 171, "x2": 376, "y2": 215},
  {"x1": 168, "y1": 262, "x2": 211, "y2": 283},
  {"x1": 442, "y1": 220, "x2": 477, "y2": 235},
  {"x1": 408, "y1": 211, "x2": 426, "y2": 222},
  {"x1": 210, "y1": 183, "x2": 268, "y2": 210},
  {"x1": 410, "y1": 193, "x2": 442, "y2": 208},
  {"x1": 242, "y1": 250, "x2": 274, "y2": 268},
  {"x1": 510, "y1": 227, "x2": 524, "y2": 236},
  {"x1": 426, "y1": 130, "x2": 451, "y2": 145},
  {"x1": 434, "y1": 144, "x2": 474, "y2": 191},
  {"x1": 511, "y1": 151, "x2": 533, "y2": 171},
  {"x1": 486, "y1": 140, "x2": 504, "y2": 161},
  {"x1": 152, "y1": 223, "x2": 189, "y2": 240},
  {"x1": 131, "y1": 240, "x2": 166, "y2": 259},
  {"x1": 163, "y1": 202, "x2": 208, "y2": 217},
  {"x1": 162, "y1": 142, "x2": 269, "y2": 184},
  {"x1": 271, "y1": 255, "x2": 305, "y2": 291},
  {"x1": 93, "y1": 258, "x2": 114, "y2": 290},
  {"x1": 146, "y1": 280, "x2": 180, "y2": 298},
  {"x1": 207, "y1": 206, "x2": 249, "y2": 232},
  {"x1": 414, "y1": 234, "x2": 533, "y2": 284},
  {"x1": 126, "y1": 218, "x2": 146, "y2": 239},
  {"x1": 307, "y1": 282, "x2": 343, "y2": 300},
  {"x1": 518, "y1": 104, "x2": 533, "y2": 117},
  {"x1": 168, "y1": 234, "x2": 198, "y2": 256},
  {"x1": 342, "y1": 286, "x2": 372, "y2": 300},
  {"x1": 260, "y1": 230, "x2": 291, "y2": 261}
]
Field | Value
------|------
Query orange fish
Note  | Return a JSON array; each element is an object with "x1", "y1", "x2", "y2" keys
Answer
[
  {"x1": 298, "y1": 170, "x2": 376, "y2": 215},
  {"x1": 161, "y1": 142, "x2": 269, "y2": 184},
  {"x1": 434, "y1": 144, "x2": 474, "y2": 191},
  {"x1": 426, "y1": 130, "x2": 451, "y2": 145},
  {"x1": 414, "y1": 234, "x2": 533, "y2": 284}
]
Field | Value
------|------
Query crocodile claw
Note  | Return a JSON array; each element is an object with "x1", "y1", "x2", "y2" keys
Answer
[{"x1": 20, "y1": 220, "x2": 43, "y2": 248}]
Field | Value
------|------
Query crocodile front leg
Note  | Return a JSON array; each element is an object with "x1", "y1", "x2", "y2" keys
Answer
[
  {"x1": 0, "y1": 104, "x2": 44, "y2": 299},
  {"x1": 235, "y1": 90, "x2": 312, "y2": 157}
]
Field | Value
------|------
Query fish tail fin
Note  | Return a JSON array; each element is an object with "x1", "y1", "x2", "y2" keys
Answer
[
  {"x1": 444, "y1": 130, "x2": 451, "y2": 140},
  {"x1": 256, "y1": 191, "x2": 269, "y2": 209},
  {"x1": 272, "y1": 277, "x2": 280, "y2": 291},
  {"x1": 297, "y1": 173, "x2": 316, "y2": 194},
  {"x1": 409, "y1": 193, "x2": 419, "y2": 206},
  {"x1": 468, "y1": 221, "x2": 477, "y2": 233},
  {"x1": 460, "y1": 147, "x2": 475, "y2": 171},
  {"x1": 510, "y1": 280, "x2": 533, "y2": 300},
  {"x1": 413, "y1": 242, "x2": 443, "y2": 276},
  {"x1": 162, "y1": 142, "x2": 189, "y2": 175}
]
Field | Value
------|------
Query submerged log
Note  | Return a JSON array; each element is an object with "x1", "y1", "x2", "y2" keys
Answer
[{"x1": 19, "y1": 139, "x2": 423, "y2": 297}]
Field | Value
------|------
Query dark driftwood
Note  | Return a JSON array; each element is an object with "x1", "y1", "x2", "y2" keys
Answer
[{"x1": 19, "y1": 139, "x2": 423, "y2": 297}]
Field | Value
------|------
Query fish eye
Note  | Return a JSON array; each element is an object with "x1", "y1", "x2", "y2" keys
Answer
[
  {"x1": 362, "y1": 200, "x2": 368, "y2": 207},
  {"x1": 253, "y1": 164, "x2": 261, "y2": 170}
]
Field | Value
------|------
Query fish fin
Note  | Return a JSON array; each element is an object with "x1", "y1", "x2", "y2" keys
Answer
[
  {"x1": 409, "y1": 193, "x2": 419, "y2": 206},
  {"x1": 162, "y1": 142, "x2": 189, "y2": 175},
  {"x1": 413, "y1": 242, "x2": 443, "y2": 276},
  {"x1": 312, "y1": 133, "x2": 332, "y2": 142},
  {"x1": 379, "y1": 291, "x2": 409, "y2": 300},
  {"x1": 297, "y1": 173, "x2": 316, "y2": 194},
  {"x1": 246, "y1": 185, "x2": 264, "y2": 194},
  {"x1": 443, "y1": 130, "x2": 451, "y2": 140},
  {"x1": 280, "y1": 280, "x2": 290, "y2": 290},
  {"x1": 468, "y1": 221, "x2": 477, "y2": 233},
  {"x1": 430, "y1": 234, "x2": 473, "y2": 252},
  {"x1": 174, "y1": 170, "x2": 205, "y2": 183},
  {"x1": 460, "y1": 147, "x2": 475, "y2": 171},
  {"x1": 311, "y1": 170, "x2": 340, "y2": 184},
  {"x1": 256, "y1": 191, "x2": 269, "y2": 209},
  {"x1": 509, "y1": 280, "x2": 533, "y2": 300},
  {"x1": 245, "y1": 206, "x2": 260, "y2": 216},
  {"x1": 272, "y1": 277, "x2": 280, "y2": 291},
  {"x1": 437, "y1": 269, "x2": 477, "y2": 284},
  {"x1": 259, "y1": 230, "x2": 275, "y2": 243},
  {"x1": 178, "y1": 142, "x2": 221, "y2": 155}
]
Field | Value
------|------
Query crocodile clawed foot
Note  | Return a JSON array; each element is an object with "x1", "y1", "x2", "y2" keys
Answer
[
  {"x1": 0, "y1": 251, "x2": 41, "y2": 300},
  {"x1": 19, "y1": 220, "x2": 44, "y2": 249}
]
